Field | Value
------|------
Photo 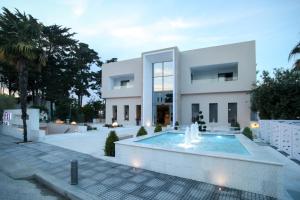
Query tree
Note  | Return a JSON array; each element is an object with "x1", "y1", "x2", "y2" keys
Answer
[
  {"x1": 196, "y1": 111, "x2": 206, "y2": 132},
  {"x1": 154, "y1": 124, "x2": 162, "y2": 133},
  {"x1": 242, "y1": 127, "x2": 253, "y2": 140},
  {"x1": 0, "y1": 94, "x2": 16, "y2": 119},
  {"x1": 106, "y1": 58, "x2": 117, "y2": 63},
  {"x1": 0, "y1": 61, "x2": 18, "y2": 95},
  {"x1": 104, "y1": 131, "x2": 119, "y2": 157},
  {"x1": 71, "y1": 43, "x2": 101, "y2": 107},
  {"x1": 136, "y1": 126, "x2": 147, "y2": 137},
  {"x1": 0, "y1": 8, "x2": 47, "y2": 142},
  {"x1": 251, "y1": 68, "x2": 300, "y2": 119},
  {"x1": 289, "y1": 40, "x2": 300, "y2": 70},
  {"x1": 41, "y1": 25, "x2": 77, "y2": 119}
]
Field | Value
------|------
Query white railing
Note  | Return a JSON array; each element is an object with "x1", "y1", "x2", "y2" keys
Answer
[{"x1": 258, "y1": 120, "x2": 300, "y2": 161}]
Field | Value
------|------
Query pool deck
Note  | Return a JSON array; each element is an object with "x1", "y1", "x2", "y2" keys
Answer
[
  {"x1": 117, "y1": 132, "x2": 284, "y2": 166},
  {"x1": 0, "y1": 134, "x2": 276, "y2": 200}
]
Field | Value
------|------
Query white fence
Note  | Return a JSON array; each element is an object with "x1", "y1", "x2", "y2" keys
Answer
[
  {"x1": 259, "y1": 120, "x2": 300, "y2": 161},
  {"x1": 0, "y1": 109, "x2": 45, "y2": 141}
]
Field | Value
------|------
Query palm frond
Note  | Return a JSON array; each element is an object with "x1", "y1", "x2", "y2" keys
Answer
[{"x1": 289, "y1": 41, "x2": 300, "y2": 60}]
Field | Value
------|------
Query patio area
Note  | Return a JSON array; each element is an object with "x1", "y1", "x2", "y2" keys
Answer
[{"x1": 0, "y1": 134, "x2": 275, "y2": 200}]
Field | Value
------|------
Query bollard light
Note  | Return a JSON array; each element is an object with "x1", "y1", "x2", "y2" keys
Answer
[{"x1": 70, "y1": 160, "x2": 78, "y2": 185}]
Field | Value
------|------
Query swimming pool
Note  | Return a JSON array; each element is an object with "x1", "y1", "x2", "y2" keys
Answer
[
  {"x1": 116, "y1": 132, "x2": 283, "y2": 198},
  {"x1": 136, "y1": 132, "x2": 250, "y2": 155}
]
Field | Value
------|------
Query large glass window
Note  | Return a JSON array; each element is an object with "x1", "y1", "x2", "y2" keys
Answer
[
  {"x1": 153, "y1": 63, "x2": 163, "y2": 77},
  {"x1": 124, "y1": 105, "x2": 129, "y2": 121},
  {"x1": 228, "y1": 103, "x2": 237, "y2": 124},
  {"x1": 152, "y1": 61, "x2": 174, "y2": 125},
  {"x1": 153, "y1": 77, "x2": 163, "y2": 92},
  {"x1": 192, "y1": 104, "x2": 199, "y2": 122},
  {"x1": 163, "y1": 76, "x2": 174, "y2": 91},
  {"x1": 163, "y1": 61, "x2": 173, "y2": 76},
  {"x1": 209, "y1": 103, "x2": 218, "y2": 123},
  {"x1": 152, "y1": 61, "x2": 174, "y2": 92}
]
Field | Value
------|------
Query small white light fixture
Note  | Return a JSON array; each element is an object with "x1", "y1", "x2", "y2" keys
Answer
[
  {"x1": 250, "y1": 122, "x2": 259, "y2": 129},
  {"x1": 146, "y1": 121, "x2": 151, "y2": 127},
  {"x1": 112, "y1": 122, "x2": 118, "y2": 127},
  {"x1": 71, "y1": 121, "x2": 77, "y2": 125}
]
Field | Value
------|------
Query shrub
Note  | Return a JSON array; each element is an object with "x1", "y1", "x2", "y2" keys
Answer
[
  {"x1": 243, "y1": 127, "x2": 253, "y2": 140},
  {"x1": 231, "y1": 121, "x2": 240, "y2": 131},
  {"x1": 136, "y1": 126, "x2": 147, "y2": 137},
  {"x1": 174, "y1": 121, "x2": 179, "y2": 130},
  {"x1": 154, "y1": 124, "x2": 162, "y2": 133},
  {"x1": 104, "y1": 131, "x2": 119, "y2": 157}
]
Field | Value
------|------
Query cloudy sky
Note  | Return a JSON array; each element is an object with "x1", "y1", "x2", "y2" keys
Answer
[{"x1": 1, "y1": 0, "x2": 300, "y2": 72}]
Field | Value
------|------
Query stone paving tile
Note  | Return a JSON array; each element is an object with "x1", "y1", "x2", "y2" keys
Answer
[
  {"x1": 78, "y1": 178, "x2": 99, "y2": 189},
  {"x1": 118, "y1": 181, "x2": 140, "y2": 193},
  {"x1": 154, "y1": 191, "x2": 181, "y2": 200},
  {"x1": 100, "y1": 189, "x2": 127, "y2": 200},
  {"x1": 130, "y1": 185, "x2": 160, "y2": 199},
  {"x1": 129, "y1": 174, "x2": 148, "y2": 183},
  {"x1": 0, "y1": 135, "x2": 277, "y2": 200},
  {"x1": 85, "y1": 183, "x2": 108, "y2": 196}
]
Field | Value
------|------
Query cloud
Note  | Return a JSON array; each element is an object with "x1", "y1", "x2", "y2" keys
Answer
[
  {"x1": 64, "y1": 0, "x2": 88, "y2": 16},
  {"x1": 75, "y1": 17, "x2": 206, "y2": 44}
]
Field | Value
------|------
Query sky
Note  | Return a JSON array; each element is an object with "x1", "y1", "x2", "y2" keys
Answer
[{"x1": 1, "y1": 0, "x2": 300, "y2": 101}]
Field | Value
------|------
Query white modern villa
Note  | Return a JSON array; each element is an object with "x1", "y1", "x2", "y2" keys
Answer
[{"x1": 102, "y1": 41, "x2": 256, "y2": 128}]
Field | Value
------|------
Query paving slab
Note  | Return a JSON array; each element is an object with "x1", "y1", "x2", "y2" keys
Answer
[{"x1": 0, "y1": 134, "x2": 276, "y2": 200}]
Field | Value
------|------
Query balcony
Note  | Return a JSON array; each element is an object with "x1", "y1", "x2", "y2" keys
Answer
[
  {"x1": 191, "y1": 62, "x2": 238, "y2": 83},
  {"x1": 110, "y1": 74, "x2": 134, "y2": 90}
]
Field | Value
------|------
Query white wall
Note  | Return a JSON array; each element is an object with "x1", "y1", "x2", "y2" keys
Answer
[
  {"x1": 102, "y1": 41, "x2": 256, "y2": 127},
  {"x1": 180, "y1": 92, "x2": 251, "y2": 128},
  {"x1": 259, "y1": 120, "x2": 300, "y2": 161},
  {"x1": 105, "y1": 97, "x2": 141, "y2": 125},
  {"x1": 180, "y1": 41, "x2": 256, "y2": 94},
  {"x1": 102, "y1": 58, "x2": 142, "y2": 98},
  {"x1": 0, "y1": 109, "x2": 42, "y2": 141}
]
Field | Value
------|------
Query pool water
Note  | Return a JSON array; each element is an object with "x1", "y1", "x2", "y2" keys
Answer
[{"x1": 136, "y1": 132, "x2": 250, "y2": 155}]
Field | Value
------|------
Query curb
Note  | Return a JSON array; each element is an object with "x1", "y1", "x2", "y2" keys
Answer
[{"x1": 34, "y1": 170, "x2": 99, "y2": 200}]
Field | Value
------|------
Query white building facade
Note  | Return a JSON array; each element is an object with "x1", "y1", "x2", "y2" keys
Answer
[{"x1": 102, "y1": 41, "x2": 256, "y2": 128}]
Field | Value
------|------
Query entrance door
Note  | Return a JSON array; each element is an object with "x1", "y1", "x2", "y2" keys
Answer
[{"x1": 156, "y1": 105, "x2": 170, "y2": 126}]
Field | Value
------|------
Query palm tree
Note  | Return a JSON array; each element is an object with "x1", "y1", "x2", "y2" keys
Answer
[
  {"x1": 289, "y1": 41, "x2": 300, "y2": 70},
  {"x1": 0, "y1": 8, "x2": 46, "y2": 142}
]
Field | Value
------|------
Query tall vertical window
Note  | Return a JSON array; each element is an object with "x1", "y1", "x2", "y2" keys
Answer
[
  {"x1": 124, "y1": 105, "x2": 129, "y2": 121},
  {"x1": 192, "y1": 104, "x2": 199, "y2": 122},
  {"x1": 136, "y1": 105, "x2": 141, "y2": 120},
  {"x1": 209, "y1": 103, "x2": 218, "y2": 123},
  {"x1": 152, "y1": 61, "x2": 174, "y2": 92},
  {"x1": 228, "y1": 103, "x2": 237, "y2": 124},
  {"x1": 112, "y1": 105, "x2": 117, "y2": 121}
]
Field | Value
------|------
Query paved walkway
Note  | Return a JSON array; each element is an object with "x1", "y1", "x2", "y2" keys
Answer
[
  {"x1": 0, "y1": 170, "x2": 66, "y2": 200},
  {"x1": 0, "y1": 135, "x2": 275, "y2": 200}
]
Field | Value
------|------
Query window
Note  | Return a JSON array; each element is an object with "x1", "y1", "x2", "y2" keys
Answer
[
  {"x1": 209, "y1": 103, "x2": 218, "y2": 123},
  {"x1": 120, "y1": 80, "x2": 130, "y2": 87},
  {"x1": 152, "y1": 61, "x2": 174, "y2": 92},
  {"x1": 136, "y1": 105, "x2": 141, "y2": 120},
  {"x1": 218, "y1": 72, "x2": 233, "y2": 81},
  {"x1": 163, "y1": 61, "x2": 173, "y2": 76},
  {"x1": 192, "y1": 104, "x2": 199, "y2": 122},
  {"x1": 153, "y1": 77, "x2": 163, "y2": 92},
  {"x1": 124, "y1": 105, "x2": 129, "y2": 121},
  {"x1": 228, "y1": 103, "x2": 237, "y2": 124},
  {"x1": 153, "y1": 63, "x2": 163, "y2": 77},
  {"x1": 112, "y1": 105, "x2": 117, "y2": 121},
  {"x1": 163, "y1": 76, "x2": 174, "y2": 91}
]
